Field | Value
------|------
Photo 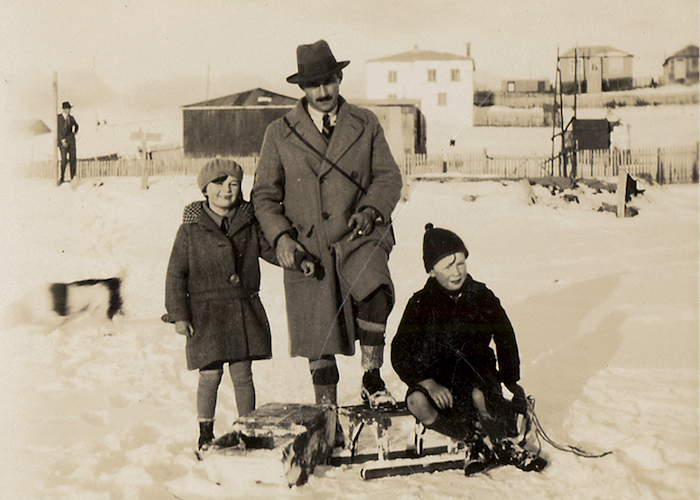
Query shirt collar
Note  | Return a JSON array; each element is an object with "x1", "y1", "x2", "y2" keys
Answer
[
  {"x1": 306, "y1": 104, "x2": 338, "y2": 133},
  {"x1": 202, "y1": 202, "x2": 237, "y2": 228}
]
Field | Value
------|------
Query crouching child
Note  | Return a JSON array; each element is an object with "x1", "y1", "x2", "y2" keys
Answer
[
  {"x1": 165, "y1": 159, "x2": 317, "y2": 450},
  {"x1": 391, "y1": 223, "x2": 546, "y2": 475}
]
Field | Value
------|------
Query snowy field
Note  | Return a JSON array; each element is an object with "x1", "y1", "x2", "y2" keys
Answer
[{"x1": 0, "y1": 174, "x2": 697, "y2": 499}]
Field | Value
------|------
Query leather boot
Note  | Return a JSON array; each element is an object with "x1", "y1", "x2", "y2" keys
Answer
[{"x1": 198, "y1": 420, "x2": 215, "y2": 450}]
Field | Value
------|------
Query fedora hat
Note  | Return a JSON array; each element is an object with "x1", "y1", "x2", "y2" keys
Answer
[
  {"x1": 62, "y1": 101, "x2": 72, "y2": 109},
  {"x1": 287, "y1": 40, "x2": 350, "y2": 84}
]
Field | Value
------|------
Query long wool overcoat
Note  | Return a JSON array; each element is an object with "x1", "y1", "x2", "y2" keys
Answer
[
  {"x1": 253, "y1": 97, "x2": 403, "y2": 360},
  {"x1": 391, "y1": 275, "x2": 521, "y2": 405},
  {"x1": 165, "y1": 200, "x2": 276, "y2": 370}
]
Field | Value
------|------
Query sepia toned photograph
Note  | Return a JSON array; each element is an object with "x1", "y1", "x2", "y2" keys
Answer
[{"x1": 0, "y1": 1, "x2": 697, "y2": 498}]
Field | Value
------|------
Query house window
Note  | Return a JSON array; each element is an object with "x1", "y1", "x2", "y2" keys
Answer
[
  {"x1": 507, "y1": 81, "x2": 516, "y2": 92},
  {"x1": 428, "y1": 69, "x2": 437, "y2": 82},
  {"x1": 568, "y1": 58, "x2": 584, "y2": 76},
  {"x1": 438, "y1": 92, "x2": 447, "y2": 106},
  {"x1": 388, "y1": 70, "x2": 397, "y2": 84},
  {"x1": 450, "y1": 69, "x2": 460, "y2": 82},
  {"x1": 388, "y1": 94, "x2": 397, "y2": 99}
]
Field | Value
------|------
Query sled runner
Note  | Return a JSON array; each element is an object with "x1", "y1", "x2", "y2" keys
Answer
[{"x1": 330, "y1": 402, "x2": 468, "y2": 479}]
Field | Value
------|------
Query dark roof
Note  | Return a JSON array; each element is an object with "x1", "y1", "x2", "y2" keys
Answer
[
  {"x1": 369, "y1": 49, "x2": 471, "y2": 63},
  {"x1": 663, "y1": 44, "x2": 699, "y2": 66},
  {"x1": 13, "y1": 119, "x2": 51, "y2": 136},
  {"x1": 183, "y1": 88, "x2": 297, "y2": 108},
  {"x1": 560, "y1": 46, "x2": 632, "y2": 58}
]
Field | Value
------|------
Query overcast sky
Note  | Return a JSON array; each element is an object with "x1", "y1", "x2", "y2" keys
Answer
[{"x1": 2, "y1": 0, "x2": 697, "y2": 119}]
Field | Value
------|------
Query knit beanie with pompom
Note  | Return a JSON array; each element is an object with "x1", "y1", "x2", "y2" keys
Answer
[{"x1": 422, "y1": 223, "x2": 469, "y2": 272}]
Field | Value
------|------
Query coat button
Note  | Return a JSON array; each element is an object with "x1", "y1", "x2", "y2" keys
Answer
[
  {"x1": 229, "y1": 274, "x2": 240, "y2": 284},
  {"x1": 322, "y1": 212, "x2": 330, "y2": 219}
]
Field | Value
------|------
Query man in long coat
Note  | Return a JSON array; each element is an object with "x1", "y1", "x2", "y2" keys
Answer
[
  {"x1": 253, "y1": 40, "x2": 403, "y2": 409},
  {"x1": 57, "y1": 101, "x2": 78, "y2": 184}
]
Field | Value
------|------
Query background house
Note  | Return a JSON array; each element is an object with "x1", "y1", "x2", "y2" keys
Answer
[
  {"x1": 352, "y1": 99, "x2": 426, "y2": 156},
  {"x1": 182, "y1": 88, "x2": 296, "y2": 158},
  {"x1": 560, "y1": 46, "x2": 633, "y2": 94},
  {"x1": 662, "y1": 45, "x2": 699, "y2": 85},
  {"x1": 182, "y1": 89, "x2": 424, "y2": 159},
  {"x1": 500, "y1": 79, "x2": 551, "y2": 94},
  {"x1": 366, "y1": 45, "x2": 474, "y2": 127}
]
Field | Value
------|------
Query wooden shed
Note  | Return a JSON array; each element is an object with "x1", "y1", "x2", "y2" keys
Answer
[
  {"x1": 183, "y1": 89, "x2": 426, "y2": 160},
  {"x1": 182, "y1": 88, "x2": 296, "y2": 157},
  {"x1": 663, "y1": 45, "x2": 699, "y2": 85}
]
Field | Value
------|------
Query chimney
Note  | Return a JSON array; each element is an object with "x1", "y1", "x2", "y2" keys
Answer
[{"x1": 466, "y1": 43, "x2": 471, "y2": 58}]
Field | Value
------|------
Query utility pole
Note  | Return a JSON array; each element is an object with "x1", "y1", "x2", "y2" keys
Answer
[{"x1": 53, "y1": 71, "x2": 59, "y2": 186}]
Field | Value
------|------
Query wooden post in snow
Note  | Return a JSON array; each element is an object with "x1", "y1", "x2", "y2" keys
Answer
[
  {"x1": 616, "y1": 168, "x2": 628, "y2": 218},
  {"x1": 130, "y1": 129, "x2": 161, "y2": 189}
]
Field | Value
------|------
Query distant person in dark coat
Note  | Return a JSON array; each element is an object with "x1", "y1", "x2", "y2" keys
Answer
[
  {"x1": 165, "y1": 159, "x2": 316, "y2": 450},
  {"x1": 57, "y1": 101, "x2": 78, "y2": 184},
  {"x1": 253, "y1": 40, "x2": 403, "y2": 411},
  {"x1": 391, "y1": 224, "x2": 547, "y2": 475}
]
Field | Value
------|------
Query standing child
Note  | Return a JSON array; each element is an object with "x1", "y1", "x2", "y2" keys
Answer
[
  {"x1": 391, "y1": 223, "x2": 547, "y2": 475},
  {"x1": 165, "y1": 159, "x2": 315, "y2": 450}
]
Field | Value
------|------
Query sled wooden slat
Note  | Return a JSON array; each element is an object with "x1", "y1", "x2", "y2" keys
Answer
[
  {"x1": 203, "y1": 403, "x2": 335, "y2": 487},
  {"x1": 329, "y1": 444, "x2": 450, "y2": 466},
  {"x1": 361, "y1": 456, "x2": 465, "y2": 480}
]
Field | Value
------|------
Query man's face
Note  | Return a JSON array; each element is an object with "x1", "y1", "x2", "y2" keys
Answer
[
  {"x1": 429, "y1": 252, "x2": 467, "y2": 291},
  {"x1": 205, "y1": 175, "x2": 240, "y2": 213},
  {"x1": 301, "y1": 73, "x2": 341, "y2": 113}
]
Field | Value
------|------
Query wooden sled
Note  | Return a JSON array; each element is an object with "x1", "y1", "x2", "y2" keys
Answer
[
  {"x1": 201, "y1": 403, "x2": 336, "y2": 487},
  {"x1": 331, "y1": 402, "x2": 466, "y2": 479}
]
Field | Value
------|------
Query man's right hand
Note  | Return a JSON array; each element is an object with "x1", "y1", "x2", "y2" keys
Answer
[
  {"x1": 276, "y1": 233, "x2": 307, "y2": 269},
  {"x1": 175, "y1": 321, "x2": 193, "y2": 337},
  {"x1": 419, "y1": 378, "x2": 454, "y2": 411}
]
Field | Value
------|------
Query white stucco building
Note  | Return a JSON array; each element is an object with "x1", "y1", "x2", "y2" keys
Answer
[{"x1": 366, "y1": 45, "x2": 474, "y2": 127}]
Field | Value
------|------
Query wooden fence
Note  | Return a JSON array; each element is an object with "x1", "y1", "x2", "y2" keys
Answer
[{"x1": 23, "y1": 143, "x2": 699, "y2": 184}]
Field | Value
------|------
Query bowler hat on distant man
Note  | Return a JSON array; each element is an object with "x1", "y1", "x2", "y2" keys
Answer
[
  {"x1": 62, "y1": 101, "x2": 72, "y2": 109},
  {"x1": 286, "y1": 40, "x2": 350, "y2": 85}
]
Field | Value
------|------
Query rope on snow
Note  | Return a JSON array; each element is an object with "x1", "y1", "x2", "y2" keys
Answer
[{"x1": 526, "y1": 396, "x2": 613, "y2": 459}]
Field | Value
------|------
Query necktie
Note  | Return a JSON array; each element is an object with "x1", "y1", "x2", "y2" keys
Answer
[
  {"x1": 322, "y1": 113, "x2": 333, "y2": 140},
  {"x1": 221, "y1": 218, "x2": 229, "y2": 234}
]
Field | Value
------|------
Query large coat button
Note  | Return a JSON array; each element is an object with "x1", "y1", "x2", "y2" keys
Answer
[
  {"x1": 229, "y1": 274, "x2": 240, "y2": 284},
  {"x1": 322, "y1": 212, "x2": 330, "y2": 219}
]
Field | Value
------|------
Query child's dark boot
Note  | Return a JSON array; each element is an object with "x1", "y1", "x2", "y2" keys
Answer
[{"x1": 198, "y1": 420, "x2": 215, "y2": 450}]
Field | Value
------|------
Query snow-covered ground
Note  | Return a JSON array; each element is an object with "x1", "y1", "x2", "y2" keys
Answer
[{"x1": 0, "y1": 174, "x2": 697, "y2": 499}]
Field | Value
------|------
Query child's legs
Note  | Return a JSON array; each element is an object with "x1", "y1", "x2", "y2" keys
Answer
[
  {"x1": 228, "y1": 359, "x2": 255, "y2": 417},
  {"x1": 406, "y1": 386, "x2": 439, "y2": 425},
  {"x1": 197, "y1": 364, "x2": 224, "y2": 421},
  {"x1": 406, "y1": 385, "x2": 478, "y2": 442}
]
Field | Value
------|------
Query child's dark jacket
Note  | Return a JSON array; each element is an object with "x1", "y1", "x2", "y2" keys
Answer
[
  {"x1": 391, "y1": 275, "x2": 520, "y2": 397},
  {"x1": 165, "y1": 200, "x2": 276, "y2": 370}
]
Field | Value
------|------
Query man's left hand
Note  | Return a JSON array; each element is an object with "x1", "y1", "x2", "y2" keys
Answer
[
  {"x1": 347, "y1": 207, "x2": 377, "y2": 241},
  {"x1": 504, "y1": 382, "x2": 528, "y2": 414}
]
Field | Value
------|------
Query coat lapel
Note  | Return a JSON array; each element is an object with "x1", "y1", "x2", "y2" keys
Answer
[
  {"x1": 227, "y1": 202, "x2": 254, "y2": 236},
  {"x1": 321, "y1": 98, "x2": 364, "y2": 177},
  {"x1": 284, "y1": 101, "x2": 329, "y2": 176}
]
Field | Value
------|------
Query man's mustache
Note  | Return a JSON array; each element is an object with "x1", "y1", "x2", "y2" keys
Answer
[{"x1": 316, "y1": 95, "x2": 333, "y2": 102}]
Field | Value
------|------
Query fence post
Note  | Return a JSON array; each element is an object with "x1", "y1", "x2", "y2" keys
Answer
[
  {"x1": 693, "y1": 142, "x2": 699, "y2": 183},
  {"x1": 617, "y1": 168, "x2": 627, "y2": 218},
  {"x1": 656, "y1": 148, "x2": 665, "y2": 185}
]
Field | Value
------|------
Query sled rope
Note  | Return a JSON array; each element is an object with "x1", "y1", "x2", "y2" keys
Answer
[{"x1": 527, "y1": 396, "x2": 613, "y2": 459}]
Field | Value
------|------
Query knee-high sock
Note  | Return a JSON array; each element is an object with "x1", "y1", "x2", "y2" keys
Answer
[
  {"x1": 197, "y1": 367, "x2": 223, "y2": 421},
  {"x1": 229, "y1": 359, "x2": 255, "y2": 417}
]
